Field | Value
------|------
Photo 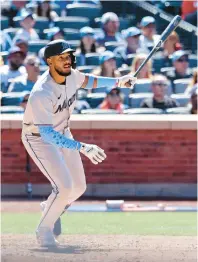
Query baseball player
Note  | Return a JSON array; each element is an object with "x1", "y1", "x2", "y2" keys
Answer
[{"x1": 21, "y1": 39, "x2": 136, "y2": 247}]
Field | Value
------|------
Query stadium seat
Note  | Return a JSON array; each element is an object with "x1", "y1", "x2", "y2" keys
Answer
[
  {"x1": 120, "y1": 87, "x2": 131, "y2": 105},
  {"x1": 189, "y1": 55, "x2": 197, "y2": 68},
  {"x1": 152, "y1": 56, "x2": 166, "y2": 73},
  {"x1": 133, "y1": 79, "x2": 152, "y2": 93},
  {"x1": 1, "y1": 16, "x2": 9, "y2": 30},
  {"x1": 92, "y1": 87, "x2": 108, "y2": 93},
  {"x1": 129, "y1": 93, "x2": 153, "y2": 108},
  {"x1": 86, "y1": 92, "x2": 106, "y2": 108},
  {"x1": 165, "y1": 107, "x2": 191, "y2": 114},
  {"x1": 81, "y1": 109, "x2": 118, "y2": 114},
  {"x1": 54, "y1": 17, "x2": 90, "y2": 30},
  {"x1": 77, "y1": 65, "x2": 97, "y2": 73},
  {"x1": 173, "y1": 78, "x2": 191, "y2": 94},
  {"x1": 115, "y1": 56, "x2": 123, "y2": 68},
  {"x1": 66, "y1": 40, "x2": 80, "y2": 49},
  {"x1": 28, "y1": 40, "x2": 49, "y2": 54},
  {"x1": 3, "y1": 28, "x2": 20, "y2": 39},
  {"x1": 118, "y1": 66, "x2": 131, "y2": 76},
  {"x1": 1, "y1": 92, "x2": 29, "y2": 106},
  {"x1": 0, "y1": 106, "x2": 24, "y2": 114},
  {"x1": 104, "y1": 41, "x2": 124, "y2": 52},
  {"x1": 160, "y1": 67, "x2": 174, "y2": 74},
  {"x1": 85, "y1": 53, "x2": 100, "y2": 66},
  {"x1": 126, "y1": 54, "x2": 136, "y2": 66},
  {"x1": 123, "y1": 108, "x2": 163, "y2": 114},
  {"x1": 0, "y1": 51, "x2": 8, "y2": 64},
  {"x1": 63, "y1": 29, "x2": 81, "y2": 41},
  {"x1": 66, "y1": 3, "x2": 102, "y2": 26},
  {"x1": 171, "y1": 94, "x2": 190, "y2": 107}
]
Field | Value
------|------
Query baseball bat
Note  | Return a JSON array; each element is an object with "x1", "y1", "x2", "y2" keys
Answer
[{"x1": 133, "y1": 15, "x2": 182, "y2": 77}]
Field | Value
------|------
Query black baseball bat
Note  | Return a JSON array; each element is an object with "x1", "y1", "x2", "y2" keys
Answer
[{"x1": 133, "y1": 15, "x2": 182, "y2": 77}]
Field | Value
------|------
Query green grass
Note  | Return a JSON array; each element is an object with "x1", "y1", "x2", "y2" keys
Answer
[{"x1": 1, "y1": 212, "x2": 197, "y2": 236}]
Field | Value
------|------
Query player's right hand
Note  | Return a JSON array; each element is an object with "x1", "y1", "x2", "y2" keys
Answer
[{"x1": 80, "y1": 143, "x2": 107, "y2": 165}]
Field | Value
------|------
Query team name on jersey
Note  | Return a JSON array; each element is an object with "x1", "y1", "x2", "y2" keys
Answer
[{"x1": 55, "y1": 92, "x2": 76, "y2": 114}]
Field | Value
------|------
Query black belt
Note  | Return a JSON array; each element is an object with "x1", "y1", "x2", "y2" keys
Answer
[{"x1": 31, "y1": 133, "x2": 41, "y2": 137}]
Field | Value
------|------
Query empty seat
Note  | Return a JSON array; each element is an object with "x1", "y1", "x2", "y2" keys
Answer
[
  {"x1": 129, "y1": 93, "x2": 153, "y2": 108},
  {"x1": 86, "y1": 92, "x2": 106, "y2": 108},
  {"x1": 189, "y1": 55, "x2": 197, "y2": 68},
  {"x1": 115, "y1": 56, "x2": 123, "y2": 68},
  {"x1": 63, "y1": 28, "x2": 81, "y2": 40},
  {"x1": 66, "y1": 3, "x2": 101, "y2": 26},
  {"x1": 28, "y1": 40, "x2": 49, "y2": 54},
  {"x1": 66, "y1": 40, "x2": 80, "y2": 49},
  {"x1": 120, "y1": 87, "x2": 131, "y2": 105},
  {"x1": 124, "y1": 108, "x2": 163, "y2": 114},
  {"x1": 81, "y1": 108, "x2": 118, "y2": 114},
  {"x1": 152, "y1": 57, "x2": 166, "y2": 73},
  {"x1": 174, "y1": 78, "x2": 191, "y2": 94},
  {"x1": 133, "y1": 79, "x2": 152, "y2": 93},
  {"x1": 0, "y1": 106, "x2": 24, "y2": 114},
  {"x1": 171, "y1": 94, "x2": 190, "y2": 107},
  {"x1": 54, "y1": 17, "x2": 90, "y2": 30},
  {"x1": 1, "y1": 92, "x2": 29, "y2": 106},
  {"x1": 1, "y1": 17, "x2": 9, "y2": 30},
  {"x1": 77, "y1": 65, "x2": 97, "y2": 73},
  {"x1": 92, "y1": 87, "x2": 108, "y2": 93},
  {"x1": 104, "y1": 41, "x2": 124, "y2": 52},
  {"x1": 166, "y1": 107, "x2": 191, "y2": 114},
  {"x1": 85, "y1": 53, "x2": 100, "y2": 66}
]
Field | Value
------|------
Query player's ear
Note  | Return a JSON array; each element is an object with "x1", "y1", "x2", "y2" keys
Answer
[{"x1": 47, "y1": 58, "x2": 52, "y2": 66}]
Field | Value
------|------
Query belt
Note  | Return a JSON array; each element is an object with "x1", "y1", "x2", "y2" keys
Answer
[{"x1": 31, "y1": 133, "x2": 41, "y2": 137}]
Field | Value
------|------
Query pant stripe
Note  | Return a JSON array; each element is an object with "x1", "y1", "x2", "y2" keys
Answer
[{"x1": 25, "y1": 135, "x2": 59, "y2": 229}]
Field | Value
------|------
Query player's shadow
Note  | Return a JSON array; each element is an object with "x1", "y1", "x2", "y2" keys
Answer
[{"x1": 30, "y1": 245, "x2": 111, "y2": 254}]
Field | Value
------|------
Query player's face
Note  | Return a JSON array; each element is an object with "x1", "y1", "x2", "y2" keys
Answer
[{"x1": 51, "y1": 53, "x2": 72, "y2": 76}]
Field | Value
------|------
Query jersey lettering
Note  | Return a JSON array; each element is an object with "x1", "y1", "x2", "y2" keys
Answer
[{"x1": 55, "y1": 92, "x2": 77, "y2": 114}]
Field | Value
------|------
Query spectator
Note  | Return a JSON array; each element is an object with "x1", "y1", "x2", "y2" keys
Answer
[
  {"x1": 15, "y1": 38, "x2": 29, "y2": 57},
  {"x1": 139, "y1": 16, "x2": 160, "y2": 53},
  {"x1": 92, "y1": 51, "x2": 121, "y2": 77},
  {"x1": 181, "y1": 0, "x2": 197, "y2": 26},
  {"x1": 98, "y1": 86, "x2": 127, "y2": 113},
  {"x1": 190, "y1": 87, "x2": 198, "y2": 114},
  {"x1": 141, "y1": 74, "x2": 179, "y2": 110},
  {"x1": 114, "y1": 27, "x2": 141, "y2": 66},
  {"x1": 36, "y1": 0, "x2": 58, "y2": 23},
  {"x1": 96, "y1": 12, "x2": 123, "y2": 46},
  {"x1": 0, "y1": 46, "x2": 26, "y2": 92},
  {"x1": 47, "y1": 27, "x2": 65, "y2": 41},
  {"x1": 8, "y1": 55, "x2": 40, "y2": 93},
  {"x1": 130, "y1": 54, "x2": 153, "y2": 79},
  {"x1": 13, "y1": 10, "x2": 39, "y2": 44},
  {"x1": 164, "y1": 50, "x2": 192, "y2": 91},
  {"x1": 76, "y1": 27, "x2": 103, "y2": 66},
  {"x1": 185, "y1": 70, "x2": 197, "y2": 95},
  {"x1": 0, "y1": 30, "x2": 12, "y2": 52},
  {"x1": 0, "y1": 55, "x2": 4, "y2": 66}
]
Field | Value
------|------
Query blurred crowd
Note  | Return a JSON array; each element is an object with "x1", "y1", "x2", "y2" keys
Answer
[{"x1": 0, "y1": 0, "x2": 197, "y2": 115}]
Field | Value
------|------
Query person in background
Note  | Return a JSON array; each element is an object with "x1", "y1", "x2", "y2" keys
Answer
[
  {"x1": 141, "y1": 74, "x2": 179, "y2": 110},
  {"x1": 13, "y1": 10, "x2": 39, "y2": 44},
  {"x1": 36, "y1": 0, "x2": 58, "y2": 23},
  {"x1": 8, "y1": 55, "x2": 40, "y2": 93},
  {"x1": 114, "y1": 27, "x2": 141, "y2": 66},
  {"x1": 0, "y1": 30, "x2": 12, "y2": 52},
  {"x1": 92, "y1": 51, "x2": 121, "y2": 77},
  {"x1": 47, "y1": 27, "x2": 65, "y2": 41},
  {"x1": 164, "y1": 50, "x2": 192, "y2": 91},
  {"x1": 15, "y1": 38, "x2": 29, "y2": 57},
  {"x1": 185, "y1": 70, "x2": 197, "y2": 95},
  {"x1": 98, "y1": 86, "x2": 127, "y2": 113},
  {"x1": 0, "y1": 55, "x2": 4, "y2": 66},
  {"x1": 130, "y1": 54, "x2": 153, "y2": 79},
  {"x1": 75, "y1": 27, "x2": 102, "y2": 66},
  {"x1": 0, "y1": 46, "x2": 26, "y2": 92},
  {"x1": 181, "y1": 0, "x2": 197, "y2": 26},
  {"x1": 190, "y1": 88, "x2": 198, "y2": 114},
  {"x1": 139, "y1": 16, "x2": 160, "y2": 53},
  {"x1": 96, "y1": 12, "x2": 123, "y2": 46}
]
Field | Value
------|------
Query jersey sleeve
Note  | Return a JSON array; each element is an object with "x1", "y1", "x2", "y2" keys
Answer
[
  {"x1": 29, "y1": 90, "x2": 53, "y2": 126},
  {"x1": 74, "y1": 69, "x2": 86, "y2": 89}
]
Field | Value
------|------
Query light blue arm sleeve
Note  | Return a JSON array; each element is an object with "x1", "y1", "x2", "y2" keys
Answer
[
  {"x1": 38, "y1": 126, "x2": 81, "y2": 151},
  {"x1": 85, "y1": 74, "x2": 118, "y2": 89}
]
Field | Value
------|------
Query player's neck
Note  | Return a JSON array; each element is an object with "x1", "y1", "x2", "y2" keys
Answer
[{"x1": 50, "y1": 68, "x2": 66, "y2": 84}]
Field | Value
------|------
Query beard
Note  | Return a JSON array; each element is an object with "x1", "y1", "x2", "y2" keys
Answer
[
  {"x1": 54, "y1": 66, "x2": 71, "y2": 77},
  {"x1": 10, "y1": 61, "x2": 21, "y2": 71}
]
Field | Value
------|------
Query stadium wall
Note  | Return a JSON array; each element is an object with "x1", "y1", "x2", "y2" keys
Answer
[{"x1": 1, "y1": 115, "x2": 197, "y2": 198}]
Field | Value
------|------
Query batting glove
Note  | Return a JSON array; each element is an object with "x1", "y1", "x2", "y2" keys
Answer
[
  {"x1": 80, "y1": 143, "x2": 107, "y2": 165},
  {"x1": 117, "y1": 75, "x2": 137, "y2": 88}
]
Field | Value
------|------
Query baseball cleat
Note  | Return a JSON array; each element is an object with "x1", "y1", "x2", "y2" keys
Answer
[{"x1": 36, "y1": 227, "x2": 59, "y2": 248}]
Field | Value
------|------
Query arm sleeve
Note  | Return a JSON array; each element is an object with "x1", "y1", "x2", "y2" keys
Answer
[{"x1": 38, "y1": 126, "x2": 81, "y2": 151}]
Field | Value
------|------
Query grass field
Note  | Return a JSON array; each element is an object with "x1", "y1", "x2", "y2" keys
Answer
[{"x1": 2, "y1": 212, "x2": 197, "y2": 236}]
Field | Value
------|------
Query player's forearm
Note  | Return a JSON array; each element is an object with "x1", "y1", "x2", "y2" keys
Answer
[{"x1": 38, "y1": 126, "x2": 81, "y2": 150}]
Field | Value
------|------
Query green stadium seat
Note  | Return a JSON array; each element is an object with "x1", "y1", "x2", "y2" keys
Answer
[
  {"x1": 189, "y1": 55, "x2": 197, "y2": 68},
  {"x1": 81, "y1": 108, "x2": 118, "y2": 114},
  {"x1": 63, "y1": 29, "x2": 81, "y2": 41},
  {"x1": 126, "y1": 54, "x2": 136, "y2": 66},
  {"x1": 66, "y1": 40, "x2": 80, "y2": 49},
  {"x1": 1, "y1": 16, "x2": 9, "y2": 30},
  {"x1": 86, "y1": 92, "x2": 106, "y2": 108},
  {"x1": 173, "y1": 79, "x2": 191, "y2": 94},
  {"x1": 92, "y1": 87, "x2": 107, "y2": 93},
  {"x1": 28, "y1": 40, "x2": 49, "y2": 54},
  {"x1": 66, "y1": 3, "x2": 102, "y2": 26},
  {"x1": 124, "y1": 108, "x2": 163, "y2": 114},
  {"x1": 77, "y1": 65, "x2": 97, "y2": 73},
  {"x1": 85, "y1": 53, "x2": 100, "y2": 66},
  {"x1": 165, "y1": 107, "x2": 191, "y2": 114},
  {"x1": 133, "y1": 80, "x2": 152, "y2": 93},
  {"x1": 3, "y1": 28, "x2": 20, "y2": 39},
  {"x1": 1, "y1": 92, "x2": 29, "y2": 106},
  {"x1": 171, "y1": 94, "x2": 190, "y2": 107},
  {"x1": 54, "y1": 17, "x2": 90, "y2": 30},
  {"x1": 105, "y1": 41, "x2": 124, "y2": 52},
  {"x1": 129, "y1": 93, "x2": 153, "y2": 108},
  {"x1": 0, "y1": 106, "x2": 24, "y2": 114}
]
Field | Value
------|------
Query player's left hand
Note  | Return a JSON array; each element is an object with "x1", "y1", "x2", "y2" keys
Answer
[{"x1": 117, "y1": 75, "x2": 137, "y2": 88}]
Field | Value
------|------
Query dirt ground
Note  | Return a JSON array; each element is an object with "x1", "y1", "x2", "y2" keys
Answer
[{"x1": 1, "y1": 234, "x2": 197, "y2": 262}]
